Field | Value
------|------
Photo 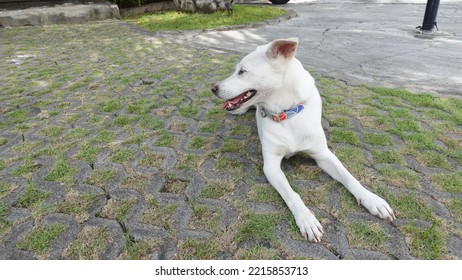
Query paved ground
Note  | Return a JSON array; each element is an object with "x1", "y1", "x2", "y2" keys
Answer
[
  {"x1": 186, "y1": 0, "x2": 462, "y2": 97},
  {"x1": 0, "y1": 2, "x2": 461, "y2": 260}
]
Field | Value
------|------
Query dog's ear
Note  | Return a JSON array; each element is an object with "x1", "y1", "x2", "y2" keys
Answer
[{"x1": 267, "y1": 38, "x2": 299, "y2": 60}]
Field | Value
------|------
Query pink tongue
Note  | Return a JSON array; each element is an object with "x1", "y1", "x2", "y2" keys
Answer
[{"x1": 222, "y1": 92, "x2": 245, "y2": 109}]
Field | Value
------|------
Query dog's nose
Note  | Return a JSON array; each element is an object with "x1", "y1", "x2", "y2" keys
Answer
[{"x1": 211, "y1": 84, "x2": 219, "y2": 96}]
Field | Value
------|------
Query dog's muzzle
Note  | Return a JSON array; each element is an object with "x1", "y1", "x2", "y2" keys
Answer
[{"x1": 211, "y1": 84, "x2": 219, "y2": 97}]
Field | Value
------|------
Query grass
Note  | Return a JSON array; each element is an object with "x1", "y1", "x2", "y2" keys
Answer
[
  {"x1": 162, "y1": 173, "x2": 188, "y2": 194},
  {"x1": 329, "y1": 129, "x2": 361, "y2": 145},
  {"x1": 403, "y1": 221, "x2": 447, "y2": 259},
  {"x1": 346, "y1": 222, "x2": 390, "y2": 251},
  {"x1": 64, "y1": 226, "x2": 111, "y2": 259},
  {"x1": 248, "y1": 184, "x2": 283, "y2": 204},
  {"x1": 0, "y1": 202, "x2": 10, "y2": 238},
  {"x1": 372, "y1": 150, "x2": 403, "y2": 164},
  {"x1": 110, "y1": 148, "x2": 137, "y2": 164},
  {"x1": 431, "y1": 172, "x2": 462, "y2": 193},
  {"x1": 201, "y1": 181, "x2": 234, "y2": 199},
  {"x1": 236, "y1": 212, "x2": 282, "y2": 243},
  {"x1": 85, "y1": 169, "x2": 118, "y2": 188},
  {"x1": 17, "y1": 181, "x2": 50, "y2": 209},
  {"x1": 45, "y1": 159, "x2": 77, "y2": 185},
  {"x1": 378, "y1": 166, "x2": 421, "y2": 189},
  {"x1": 119, "y1": 236, "x2": 160, "y2": 260},
  {"x1": 141, "y1": 198, "x2": 177, "y2": 230},
  {"x1": 189, "y1": 204, "x2": 220, "y2": 233},
  {"x1": 59, "y1": 191, "x2": 100, "y2": 222},
  {"x1": 100, "y1": 199, "x2": 135, "y2": 223},
  {"x1": 447, "y1": 198, "x2": 462, "y2": 223},
  {"x1": 189, "y1": 136, "x2": 213, "y2": 149},
  {"x1": 16, "y1": 224, "x2": 67, "y2": 256},
  {"x1": 123, "y1": 5, "x2": 288, "y2": 31},
  {"x1": 177, "y1": 239, "x2": 220, "y2": 260},
  {"x1": 237, "y1": 245, "x2": 281, "y2": 260}
]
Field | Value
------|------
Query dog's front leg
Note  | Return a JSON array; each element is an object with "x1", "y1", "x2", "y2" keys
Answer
[
  {"x1": 310, "y1": 149, "x2": 396, "y2": 221},
  {"x1": 263, "y1": 153, "x2": 324, "y2": 242}
]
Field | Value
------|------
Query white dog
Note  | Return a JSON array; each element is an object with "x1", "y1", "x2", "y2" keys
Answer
[{"x1": 212, "y1": 38, "x2": 396, "y2": 242}]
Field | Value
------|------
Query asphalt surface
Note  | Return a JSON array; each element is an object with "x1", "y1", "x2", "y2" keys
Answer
[{"x1": 186, "y1": 0, "x2": 462, "y2": 97}]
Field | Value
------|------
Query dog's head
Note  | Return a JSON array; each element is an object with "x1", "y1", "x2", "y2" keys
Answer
[{"x1": 212, "y1": 38, "x2": 299, "y2": 114}]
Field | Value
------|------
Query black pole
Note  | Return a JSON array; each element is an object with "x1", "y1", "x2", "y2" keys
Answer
[{"x1": 421, "y1": 0, "x2": 440, "y2": 31}]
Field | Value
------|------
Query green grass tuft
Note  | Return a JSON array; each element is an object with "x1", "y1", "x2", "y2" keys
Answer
[
  {"x1": 403, "y1": 221, "x2": 446, "y2": 259},
  {"x1": 17, "y1": 224, "x2": 67, "y2": 256},
  {"x1": 17, "y1": 181, "x2": 50, "y2": 208},
  {"x1": 124, "y1": 5, "x2": 287, "y2": 31},
  {"x1": 330, "y1": 129, "x2": 360, "y2": 145},
  {"x1": 431, "y1": 172, "x2": 462, "y2": 193},
  {"x1": 236, "y1": 213, "x2": 281, "y2": 243},
  {"x1": 346, "y1": 222, "x2": 389, "y2": 251}
]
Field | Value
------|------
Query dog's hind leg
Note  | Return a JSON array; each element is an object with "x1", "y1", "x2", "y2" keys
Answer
[
  {"x1": 309, "y1": 148, "x2": 396, "y2": 222},
  {"x1": 263, "y1": 153, "x2": 324, "y2": 242}
]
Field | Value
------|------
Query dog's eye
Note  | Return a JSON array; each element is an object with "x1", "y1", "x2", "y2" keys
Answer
[{"x1": 238, "y1": 68, "x2": 247, "y2": 75}]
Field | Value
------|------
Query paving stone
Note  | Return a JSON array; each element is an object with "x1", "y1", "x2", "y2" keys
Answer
[
  {"x1": 447, "y1": 235, "x2": 462, "y2": 259},
  {"x1": 344, "y1": 249, "x2": 392, "y2": 260},
  {"x1": 41, "y1": 213, "x2": 81, "y2": 259},
  {"x1": 81, "y1": 217, "x2": 125, "y2": 260},
  {"x1": 0, "y1": 18, "x2": 460, "y2": 260}
]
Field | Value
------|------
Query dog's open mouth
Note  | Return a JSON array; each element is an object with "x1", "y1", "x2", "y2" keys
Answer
[{"x1": 222, "y1": 90, "x2": 257, "y2": 111}]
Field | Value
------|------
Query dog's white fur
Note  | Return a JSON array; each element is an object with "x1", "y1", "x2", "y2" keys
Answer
[{"x1": 213, "y1": 38, "x2": 395, "y2": 242}]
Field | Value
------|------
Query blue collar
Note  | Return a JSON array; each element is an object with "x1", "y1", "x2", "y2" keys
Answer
[{"x1": 260, "y1": 102, "x2": 306, "y2": 122}]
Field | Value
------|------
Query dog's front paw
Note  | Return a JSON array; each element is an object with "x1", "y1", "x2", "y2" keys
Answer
[
  {"x1": 294, "y1": 207, "x2": 324, "y2": 242},
  {"x1": 358, "y1": 192, "x2": 396, "y2": 222}
]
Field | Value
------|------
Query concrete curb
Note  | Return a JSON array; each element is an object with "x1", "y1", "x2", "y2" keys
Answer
[{"x1": 0, "y1": 3, "x2": 120, "y2": 27}]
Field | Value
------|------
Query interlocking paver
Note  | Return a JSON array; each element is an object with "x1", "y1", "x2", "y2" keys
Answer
[{"x1": 1, "y1": 19, "x2": 461, "y2": 260}]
